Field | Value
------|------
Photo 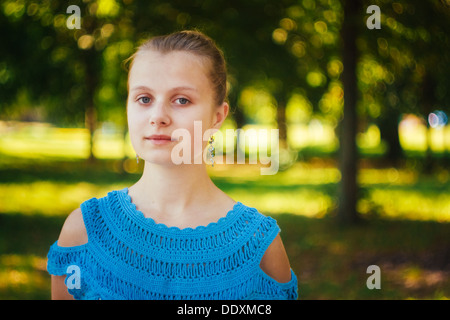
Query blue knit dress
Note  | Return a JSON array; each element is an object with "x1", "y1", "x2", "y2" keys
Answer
[{"x1": 47, "y1": 188, "x2": 298, "y2": 300}]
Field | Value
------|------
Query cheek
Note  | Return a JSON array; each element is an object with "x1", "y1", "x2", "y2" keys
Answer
[
  {"x1": 127, "y1": 107, "x2": 145, "y2": 140},
  {"x1": 127, "y1": 103, "x2": 145, "y2": 124}
]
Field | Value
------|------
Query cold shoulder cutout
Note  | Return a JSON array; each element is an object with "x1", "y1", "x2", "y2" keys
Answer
[{"x1": 57, "y1": 208, "x2": 88, "y2": 247}]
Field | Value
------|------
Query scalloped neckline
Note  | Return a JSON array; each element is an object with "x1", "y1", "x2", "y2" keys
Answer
[{"x1": 119, "y1": 187, "x2": 242, "y2": 233}]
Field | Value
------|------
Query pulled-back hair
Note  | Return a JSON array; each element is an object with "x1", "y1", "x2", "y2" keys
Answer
[{"x1": 126, "y1": 30, "x2": 228, "y2": 106}]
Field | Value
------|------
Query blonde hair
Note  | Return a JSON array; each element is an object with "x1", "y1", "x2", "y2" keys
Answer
[{"x1": 126, "y1": 30, "x2": 228, "y2": 106}]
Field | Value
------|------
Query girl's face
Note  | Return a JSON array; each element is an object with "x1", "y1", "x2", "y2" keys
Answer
[{"x1": 127, "y1": 50, "x2": 228, "y2": 166}]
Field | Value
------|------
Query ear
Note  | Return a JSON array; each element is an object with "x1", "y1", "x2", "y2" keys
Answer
[{"x1": 212, "y1": 102, "x2": 229, "y2": 129}]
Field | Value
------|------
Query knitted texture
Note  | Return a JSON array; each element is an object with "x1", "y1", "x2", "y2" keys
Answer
[{"x1": 47, "y1": 188, "x2": 298, "y2": 300}]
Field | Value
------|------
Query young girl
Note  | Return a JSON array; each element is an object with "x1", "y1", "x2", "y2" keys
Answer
[{"x1": 47, "y1": 30, "x2": 298, "y2": 300}]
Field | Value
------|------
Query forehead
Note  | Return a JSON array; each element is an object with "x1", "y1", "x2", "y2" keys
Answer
[{"x1": 128, "y1": 50, "x2": 211, "y2": 88}]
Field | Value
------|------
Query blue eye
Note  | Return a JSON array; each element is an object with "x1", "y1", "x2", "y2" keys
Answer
[
  {"x1": 138, "y1": 96, "x2": 151, "y2": 104},
  {"x1": 175, "y1": 98, "x2": 190, "y2": 105}
]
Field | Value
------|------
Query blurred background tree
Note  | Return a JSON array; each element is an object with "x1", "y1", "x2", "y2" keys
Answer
[
  {"x1": 1, "y1": 0, "x2": 449, "y2": 225},
  {"x1": 360, "y1": 0, "x2": 450, "y2": 166}
]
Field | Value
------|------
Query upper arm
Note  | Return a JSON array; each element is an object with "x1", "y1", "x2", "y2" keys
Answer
[
  {"x1": 57, "y1": 207, "x2": 88, "y2": 247},
  {"x1": 51, "y1": 275, "x2": 74, "y2": 300},
  {"x1": 259, "y1": 234, "x2": 292, "y2": 283},
  {"x1": 51, "y1": 208, "x2": 88, "y2": 300}
]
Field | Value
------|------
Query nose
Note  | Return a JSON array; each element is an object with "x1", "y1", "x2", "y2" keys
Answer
[{"x1": 149, "y1": 101, "x2": 171, "y2": 127}]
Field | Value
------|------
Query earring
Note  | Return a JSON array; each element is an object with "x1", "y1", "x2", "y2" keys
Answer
[
  {"x1": 136, "y1": 154, "x2": 139, "y2": 164},
  {"x1": 208, "y1": 135, "x2": 215, "y2": 167}
]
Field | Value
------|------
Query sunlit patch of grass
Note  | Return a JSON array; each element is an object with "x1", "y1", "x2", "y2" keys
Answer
[
  {"x1": 209, "y1": 162, "x2": 339, "y2": 217},
  {"x1": 228, "y1": 188, "x2": 335, "y2": 218},
  {"x1": 359, "y1": 188, "x2": 450, "y2": 222},
  {"x1": 265, "y1": 162, "x2": 341, "y2": 185},
  {"x1": 357, "y1": 167, "x2": 450, "y2": 222},
  {"x1": 211, "y1": 162, "x2": 340, "y2": 185},
  {"x1": 0, "y1": 182, "x2": 127, "y2": 216},
  {"x1": 358, "y1": 168, "x2": 418, "y2": 185},
  {"x1": 211, "y1": 163, "x2": 450, "y2": 222},
  {"x1": 0, "y1": 124, "x2": 90, "y2": 159},
  {"x1": 0, "y1": 121, "x2": 135, "y2": 160}
]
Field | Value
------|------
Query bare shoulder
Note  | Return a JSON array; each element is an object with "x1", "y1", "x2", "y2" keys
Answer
[
  {"x1": 57, "y1": 207, "x2": 88, "y2": 247},
  {"x1": 259, "y1": 234, "x2": 292, "y2": 283}
]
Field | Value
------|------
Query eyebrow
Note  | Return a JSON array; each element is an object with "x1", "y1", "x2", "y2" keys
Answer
[{"x1": 130, "y1": 85, "x2": 198, "y2": 93}]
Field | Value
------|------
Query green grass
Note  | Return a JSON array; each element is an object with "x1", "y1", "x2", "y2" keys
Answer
[
  {"x1": 0, "y1": 153, "x2": 449, "y2": 299},
  {"x1": 279, "y1": 215, "x2": 450, "y2": 299}
]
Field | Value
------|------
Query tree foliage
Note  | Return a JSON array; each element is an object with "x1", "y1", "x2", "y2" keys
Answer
[{"x1": 1, "y1": 0, "x2": 449, "y2": 223}]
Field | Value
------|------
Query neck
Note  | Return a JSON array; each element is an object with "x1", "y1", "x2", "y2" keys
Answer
[{"x1": 130, "y1": 161, "x2": 216, "y2": 214}]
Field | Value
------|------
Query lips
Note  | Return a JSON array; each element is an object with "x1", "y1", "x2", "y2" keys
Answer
[
  {"x1": 144, "y1": 134, "x2": 178, "y2": 145},
  {"x1": 146, "y1": 134, "x2": 172, "y2": 141}
]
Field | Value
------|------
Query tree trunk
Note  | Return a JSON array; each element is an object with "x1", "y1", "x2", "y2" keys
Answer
[
  {"x1": 378, "y1": 107, "x2": 403, "y2": 166},
  {"x1": 233, "y1": 102, "x2": 246, "y2": 130},
  {"x1": 81, "y1": 14, "x2": 100, "y2": 164},
  {"x1": 337, "y1": 0, "x2": 361, "y2": 225},
  {"x1": 276, "y1": 100, "x2": 287, "y2": 149},
  {"x1": 85, "y1": 105, "x2": 97, "y2": 162},
  {"x1": 82, "y1": 49, "x2": 99, "y2": 164},
  {"x1": 422, "y1": 72, "x2": 435, "y2": 174}
]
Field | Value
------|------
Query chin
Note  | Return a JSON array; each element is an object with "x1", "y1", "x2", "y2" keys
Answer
[
  {"x1": 141, "y1": 154, "x2": 174, "y2": 166},
  {"x1": 138, "y1": 147, "x2": 199, "y2": 166}
]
